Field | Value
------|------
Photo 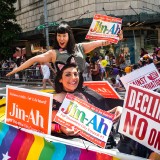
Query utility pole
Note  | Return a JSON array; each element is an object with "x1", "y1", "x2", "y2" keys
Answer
[{"x1": 43, "y1": 0, "x2": 50, "y2": 50}]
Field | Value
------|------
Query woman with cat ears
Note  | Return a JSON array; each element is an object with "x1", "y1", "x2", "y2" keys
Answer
[
  {"x1": 51, "y1": 56, "x2": 123, "y2": 137},
  {"x1": 6, "y1": 21, "x2": 123, "y2": 77}
]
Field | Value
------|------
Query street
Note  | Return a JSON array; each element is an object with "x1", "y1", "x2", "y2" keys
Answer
[{"x1": 0, "y1": 82, "x2": 45, "y2": 96}]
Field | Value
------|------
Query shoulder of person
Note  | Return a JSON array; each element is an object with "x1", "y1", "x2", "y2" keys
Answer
[
  {"x1": 82, "y1": 86, "x2": 104, "y2": 100},
  {"x1": 53, "y1": 92, "x2": 66, "y2": 103}
]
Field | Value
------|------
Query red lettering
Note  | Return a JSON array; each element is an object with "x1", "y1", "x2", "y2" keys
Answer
[
  {"x1": 148, "y1": 129, "x2": 157, "y2": 146},
  {"x1": 148, "y1": 129, "x2": 160, "y2": 150},
  {"x1": 123, "y1": 111, "x2": 137, "y2": 135},
  {"x1": 135, "y1": 118, "x2": 147, "y2": 140},
  {"x1": 154, "y1": 131, "x2": 160, "y2": 150}
]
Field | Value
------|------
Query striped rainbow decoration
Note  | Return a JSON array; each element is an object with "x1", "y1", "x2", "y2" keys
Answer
[{"x1": 0, "y1": 122, "x2": 120, "y2": 160}]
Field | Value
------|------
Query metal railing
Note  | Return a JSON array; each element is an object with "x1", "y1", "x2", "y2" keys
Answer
[{"x1": 0, "y1": 68, "x2": 55, "y2": 85}]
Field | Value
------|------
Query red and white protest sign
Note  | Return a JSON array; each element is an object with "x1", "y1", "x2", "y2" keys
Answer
[
  {"x1": 54, "y1": 93, "x2": 114, "y2": 148},
  {"x1": 6, "y1": 85, "x2": 53, "y2": 134},
  {"x1": 118, "y1": 84, "x2": 160, "y2": 154},
  {"x1": 85, "y1": 14, "x2": 122, "y2": 44},
  {"x1": 120, "y1": 63, "x2": 160, "y2": 91},
  {"x1": 83, "y1": 81, "x2": 121, "y2": 99}
]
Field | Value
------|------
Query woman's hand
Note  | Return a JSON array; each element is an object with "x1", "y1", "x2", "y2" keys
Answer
[
  {"x1": 6, "y1": 68, "x2": 18, "y2": 77},
  {"x1": 108, "y1": 106, "x2": 123, "y2": 123},
  {"x1": 60, "y1": 126, "x2": 80, "y2": 136}
]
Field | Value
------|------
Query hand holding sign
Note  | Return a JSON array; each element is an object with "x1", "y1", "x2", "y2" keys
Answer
[
  {"x1": 60, "y1": 126, "x2": 80, "y2": 136},
  {"x1": 108, "y1": 106, "x2": 123, "y2": 123}
]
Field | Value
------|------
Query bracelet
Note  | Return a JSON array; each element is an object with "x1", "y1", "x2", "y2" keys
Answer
[{"x1": 51, "y1": 123, "x2": 61, "y2": 133}]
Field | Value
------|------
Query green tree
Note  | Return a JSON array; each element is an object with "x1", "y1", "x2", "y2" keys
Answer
[{"x1": 0, "y1": 0, "x2": 21, "y2": 59}]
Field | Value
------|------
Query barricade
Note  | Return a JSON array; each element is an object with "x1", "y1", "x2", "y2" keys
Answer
[{"x1": 0, "y1": 68, "x2": 55, "y2": 86}]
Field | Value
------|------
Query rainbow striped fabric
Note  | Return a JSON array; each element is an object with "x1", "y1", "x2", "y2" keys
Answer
[{"x1": 0, "y1": 122, "x2": 119, "y2": 160}]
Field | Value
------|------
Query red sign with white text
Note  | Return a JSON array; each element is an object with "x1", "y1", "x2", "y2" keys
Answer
[
  {"x1": 83, "y1": 81, "x2": 121, "y2": 99},
  {"x1": 6, "y1": 85, "x2": 53, "y2": 134},
  {"x1": 118, "y1": 84, "x2": 160, "y2": 154}
]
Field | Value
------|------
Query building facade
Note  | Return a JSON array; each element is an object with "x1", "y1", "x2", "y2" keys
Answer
[{"x1": 14, "y1": 0, "x2": 160, "y2": 63}]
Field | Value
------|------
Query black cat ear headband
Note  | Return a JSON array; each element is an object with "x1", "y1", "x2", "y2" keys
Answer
[{"x1": 55, "y1": 55, "x2": 76, "y2": 72}]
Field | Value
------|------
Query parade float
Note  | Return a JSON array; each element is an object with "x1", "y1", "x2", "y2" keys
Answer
[
  {"x1": 0, "y1": 14, "x2": 159, "y2": 160},
  {"x1": 0, "y1": 84, "x2": 148, "y2": 160}
]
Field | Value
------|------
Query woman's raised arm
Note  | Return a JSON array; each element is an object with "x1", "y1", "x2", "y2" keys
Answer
[
  {"x1": 81, "y1": 30, "x2": 123, "y2": 54},
  {"x1": 6, "y1": 50, "x2": 56, "y2": 76}
]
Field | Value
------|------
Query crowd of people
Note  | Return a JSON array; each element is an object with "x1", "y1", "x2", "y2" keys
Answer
[{"x1": 1, "y1": 21, "x2": 160, "y2": 159}]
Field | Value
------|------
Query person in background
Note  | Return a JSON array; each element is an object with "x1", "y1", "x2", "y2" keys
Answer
[
  {"x1": 1, "y1": 60, "x2": 8, "y2": 77},
  {"x1": 138, "y1": 54, "x2": 153, "y2": 67},
  {"x1": 6, "y1": 21, "x2": 123, "y2": 77},
  {"x1": 40, "y1": 62, "x2": 55, "y2": 89},
  {"x1": 90, "y1": 60, "x2": 101, "y2": 81},
  {"x1": 119, "y1": 59, "x2": 126, "y2": 71},
  {"x1": 9, "y1": 61, "x2": 16, "y2": 70},
  {"x1": 132, "y1": 63, "x2": 139, "y2": 71},
  {"x1": 116, "y1": 69, "x2": 125, "y2": 88},
  {"x1": 110, "y1": 77, "x2": 125, "y2": 92},
  {"x1": 140, "y1": 48, "x2": 148, "y2": 57},
  {"x1": 111, "y1": 64, "x2": 119, "y2": 78},
  {"x1": 105, "y1": 50, "x2": 110, "y2": 65},
  {"x1": 83, "y1": 56, "x2": 92, "y2": 81},
  {"x1": 91, "y1": 51, "x2": 99, "y2": 63},
  {"x1": 153, "y1": 47, "x2": 160, "y2": 72},
  {"x1": 98, "y1": 55, "x2": 107, "y2": 80}
]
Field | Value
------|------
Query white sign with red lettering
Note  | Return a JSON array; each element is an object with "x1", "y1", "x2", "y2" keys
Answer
[
  {"x1": 118, "y1": 84, "x2": 160, "y2": 154},
  {"x1": 120, "y1": 63, "x2": 160, "y2": 91},
  {"x1": 85, "y1": 14, "x2": 122, "y2": 44},
  {"x1": 54, "y1": 93, "x2": 114, "y2": 148}
]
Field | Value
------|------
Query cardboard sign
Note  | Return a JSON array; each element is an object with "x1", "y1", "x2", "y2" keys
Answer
[
  {"x1": 6, "y1": 85, "x2": 53, "y2": 134},
  {"x1": 120, "y1": 63, "x2": 160, "y2": 91},
  {"x1": 54, "y1": 93, "x2": 114, "y2": 148},
  {"x1": 83, "y1": 81, "x2": 121, "y2": 99},
  {"x1": 118, "y1": 84, "x2": 160, "y2": 154},
  {"x1": 85, "y1": 14, "x2": 122, "y2": 44}
]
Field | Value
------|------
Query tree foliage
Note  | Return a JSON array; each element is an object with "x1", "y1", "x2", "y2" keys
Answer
[{"x1": 0, "y1": 0, "x2": 21, "y2": 59}]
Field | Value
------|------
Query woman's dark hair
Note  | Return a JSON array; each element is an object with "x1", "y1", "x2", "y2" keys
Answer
[
  {"x1": 53, "y1": 21, "x2": 75, "y2": 54},
  {"x1": 54, "y1": 63, "x2": 83, "y2": 93}
]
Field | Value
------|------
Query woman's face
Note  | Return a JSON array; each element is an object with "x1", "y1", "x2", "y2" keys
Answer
[
  {"x1": 57, "y1": 33, "x2": 69, "y2": 49},
  {"x1": 60, "y1": 67, "x2": 79, "y2": 92}
]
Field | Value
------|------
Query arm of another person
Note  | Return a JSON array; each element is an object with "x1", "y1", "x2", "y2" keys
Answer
[
  {"x1": 6, "y1": 50, "x2": 56, "y2": 76},
  {"x1": 153, "y1": 57, "x2": 160, "y2": 65},
  {"x1": 107, "y1": 106, "x2": 123, "y2": 123},
  {"x1": 91, "y1": 63, "x2": 99, "y2": 72},
  {"x1": 82, "y1": 30, "x2": 123, "y2": 54}
]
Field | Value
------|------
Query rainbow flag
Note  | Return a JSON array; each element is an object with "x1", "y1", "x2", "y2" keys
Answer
[{"x1": 0, "y1": 122, "x2": 120, "y2": 160}]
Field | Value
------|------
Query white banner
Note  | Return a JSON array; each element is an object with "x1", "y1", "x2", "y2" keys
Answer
[
  {"x1": 120, "y1": 63, "x2": 160, "y2": 91},
  {"x1": 119, "y1": 84, "x2": 160, "y2": 154}
]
